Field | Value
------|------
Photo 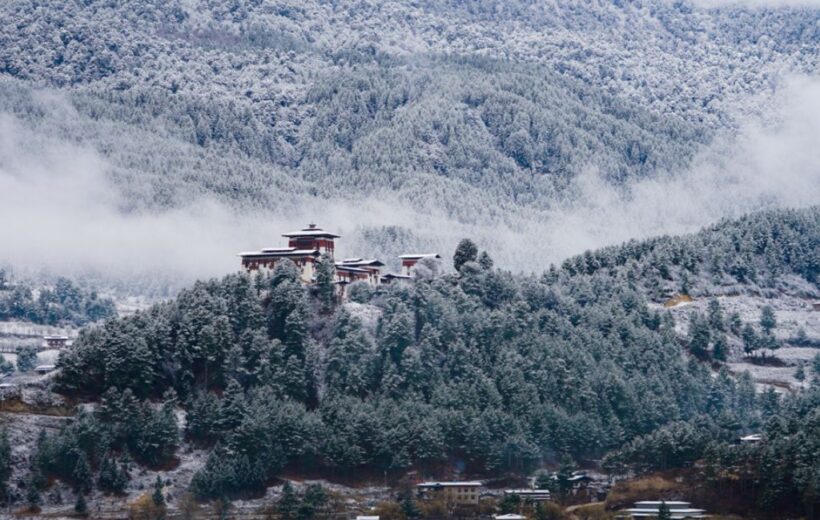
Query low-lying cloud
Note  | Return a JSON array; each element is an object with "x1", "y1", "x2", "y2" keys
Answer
[
  {"x1": 1, "y1": 76, "x2": 818, "y2": 293},
  {"x1": 692, "y1": 0, "x2": 820, "y2": 8}
]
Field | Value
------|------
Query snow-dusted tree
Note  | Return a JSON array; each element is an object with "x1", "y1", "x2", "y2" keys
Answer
[{"x1": 453, "y1": 239, "x2": 478, "y2": 272}]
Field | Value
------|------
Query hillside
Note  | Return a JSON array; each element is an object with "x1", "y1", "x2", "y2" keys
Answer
[
  {"x1": 0, "y1": 1, "x2": 818, "y2": 286},
  {"x1": 0, "y1": 207, "x2": 801, "y2": 516}
]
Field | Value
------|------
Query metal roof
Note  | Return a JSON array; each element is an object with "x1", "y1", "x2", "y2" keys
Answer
[{"x1": 417, "y1": 481, "x2": 482, "y2": 488}]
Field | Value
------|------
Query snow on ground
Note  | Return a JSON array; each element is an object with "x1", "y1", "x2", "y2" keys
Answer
[
  {"x1": 656, "y1": 289, "x2": 820, "y2": 391},
  {"x1": 0, "y1": 320, "x2": 75, "y2": 339}
]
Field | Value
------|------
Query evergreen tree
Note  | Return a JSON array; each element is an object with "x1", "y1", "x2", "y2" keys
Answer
[
  {"x1": 25, "y1": 472, "x2": 42, "y2": 509},
  {"x1": 657, "y1": 501, "x2": 672, "y2": 520},
  {"x1": 713, "y1": 334, "x2": 729, "y2": 362},
  {"x1": 688, "y1": 314, "x2": 711, "y2": 358},
  {"x1": 298, "y1": 484, "x2": 327, "y2": 520},
  {"x1": 760, "y1": 305, "x2": 777, "y2": 335},
  {"x1": 278, "y1": 481, "x2": 300, "y2": 520},
  {"x1": 74, "y1": 492, "x2": 87, "y2": 516},
  {"x1": 707, "y1": 299, "x2": 725, "y2": 332},
  {"x1": 16, "y1": 346, "x2": 38, "y2": 372},
  {"x1": 314, "y1": 254, "x2": 336, "y2": 310},
  {"x1": 73, "y1": 451, "x2": 92, "y2": 494},
  {"x1": 152, "y1": 475, "x2": 166, "y2": 507},
  {"x1": 453, "y1": 239, "x2": 478, "y2": 272},
  {"x1": 478, "y1": 251, "x2": 494, "y2": 270},
  {"x1": 742, "y1": 323, "x2": 759, "y2": 357},
  {"x1": 400, "y1": 495, "x2": 421, "y2": 519},
  {"x1": 0, "y1": 429, "x2": 10, "y2": 505},
  {"x1": 794, "y1": 363, "x2": 805, "y2": 382}
]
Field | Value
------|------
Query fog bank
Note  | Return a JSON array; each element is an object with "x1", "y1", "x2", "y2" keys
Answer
[{"x1": 1, "y1": 76, "x2": 818, "y2": 290}]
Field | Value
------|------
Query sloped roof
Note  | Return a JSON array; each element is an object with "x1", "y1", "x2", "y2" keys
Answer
[{"x1": 282, "y1": 224, "x2": 340, "y2": 238}]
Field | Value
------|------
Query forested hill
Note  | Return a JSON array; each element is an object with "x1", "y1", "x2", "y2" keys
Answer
[
  {"x1": 560, "y1": 206, "x2": 819, "y2": 299},
  {"x1": 49, "y1": 207, "x2": 818, "y2": 500},
  {"x1": 0, "y1": 0, "x2": 816, "y2": 217}
]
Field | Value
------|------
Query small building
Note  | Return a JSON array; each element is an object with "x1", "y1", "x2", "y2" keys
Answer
[
  {"x1": 43, "y1": 335, "x2": 69, "y2": 349},
  {"x1": 504, "y1": 489, "x2": 551, "y2": 502},
  {"x1": 567, "y1": 474, "x2": 594, "y2": 486},
  {"x1": 239, "y1": 224, "x2": 340, "y2": 283},
  {"x1": 739, "y1": 433, "x2": 763, "y2": 444},
  {"x1": 356, "y1": 516, "x2": 379, "y2": 520},
  {"x1": 34, "y1": 364, "x2": 56, "y2": 375},
  {"x1": 812, "y1": 301, "x2": 820, "y2": 311},
  {"x1": 337, "y1": 258, "x2": 385, "y2": 286},
  {"x1": 399, "y1": 254, "x2": 441, "y2": 277},
  {"x1": 620, "y1": 501, "x2": 706, "y2": 519},
  {"x1": 416, "y1": 481, "x2": 482, "y2": 505},
  {"x1": 494, "y1": 515, "x2": 526, "y2": 520},
  {"x1": 381, "y1": 273, "x2": 412, "y2": 284}
]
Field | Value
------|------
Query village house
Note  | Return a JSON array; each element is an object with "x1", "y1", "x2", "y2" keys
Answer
[
  {"x1": 503, "y1": 489, "x2": 552, "y2": 502},
  {"x1": 399, "y1": 254, "x2": 442, "y2": 276},
  {"x1": 618, "y1": 501, "x2": 707, "y2": 519},
  {"x1": 239, "y1": 224, "x2": 438, "y2": 289},
  {"x1": 416, "y1": 481, "x2": 482, "y2": 505},
  {"x1": 43, "y1": 335, "x2": 69, "y2": 349},
  {"x1": 738, "y1": 433, "x2": 763, "y2": 444}
]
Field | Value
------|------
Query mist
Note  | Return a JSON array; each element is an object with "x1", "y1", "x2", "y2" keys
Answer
[
  {"x1": 692, "y1": 0, "x2": 820, "y2": 7},
  {"x1": 1, "y1": 76, "x2": 818, "y2": 292}
]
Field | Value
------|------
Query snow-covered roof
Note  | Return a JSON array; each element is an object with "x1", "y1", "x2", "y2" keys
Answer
[
  {"x1": 282, "y1": 223, "x2": 340, "y2": 238},
  {"x1": 356, "y1": 516, "x2": 380, "y2": 520},
  {"x1": 399, "y1": 253, "x2": 441, "y2": 260},
  {"x1": 624, "y1": 509, "x2": 706, "y2": 519},
  {"x1": 417, "y1": 481, "x2": 482, "y2": 488},
  {"x1": 34, "y1": 364, "x2": 56, "y2": 372},
  {"x1": 494, "y1": 515, "x2": 526, "y2": 520},
  {"x1": 739, "y1": 433, "x2": 763, "y2": 442},
  {"x1": 633, "y1": 501, "x2": 693, "y2": 507},
  {"x1": 239, "y1": 249, "x2": 321, "y2": 258},
  {"x1": 336, "y1": 265, "x2": 370, "y2": 274},
  {"x1": 43, "y1": 335, "x2": 68, "y2": 340},
  {"x1": 504, "y1": 489, "x2": 551, "y2": 495},
  {"x1": 340, "y1": 258, "x2": 385, "y2": 267}
]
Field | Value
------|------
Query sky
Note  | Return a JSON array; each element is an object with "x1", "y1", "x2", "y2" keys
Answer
[{"x1": 0, "y1": 75, "x2": 818, "y2": 292}]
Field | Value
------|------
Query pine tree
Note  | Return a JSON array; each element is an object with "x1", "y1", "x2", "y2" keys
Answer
[
  {"x1": 152, "y1": 475, "x2": 166, "y2": 507},
  {"x1": 760, "y1": 305, "x2": 776, "y2": 335},
  {"x1": 657, "y1": 501, "x2": 672, "y2": 520},
  {"x1": 25, "y1": 473, "x2": 41, "y2": 509},
  {"x1": 278, "y1": 481, "x2": 300, "y2": 520},
  {"x1": 478, "y1": 251, "x2": 494, "y2": 270},
  {"x1": 688, "y1": 314, "x2": 711, "y2": 358},
  {"x1": 314, "y1": 254, "x2": 336, "y2": 310},
  {"x1": 794, "y1": 363, "x2": 805, "y2": 382},
  {"x1": 73, "y1": 451, "x2": 92, "y2": 494},
  {"x1": 0, "y1": 429, "x2": 10, "y2": 505},
  {"x1": 713, "y1": 334, "x2": 728, "y2": 362},
  {"x1": 16, "y1": 346, "x2": 38, "y2": 372},
  {"x1": 742, "y1": 323, "x2": 759, "y2": 357},
  {"x1": 707, "y1": 299, "x2": 725, "y2": 332},
  {"x1": 401, "y1": 495, "x2": 421, "y2": 519},
  {"x1": 74, "y1": 492, "x2": 87, "y2": 515},
  {"x1": 453, "y1": 239, "x2": 478, "y2": 272}
]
